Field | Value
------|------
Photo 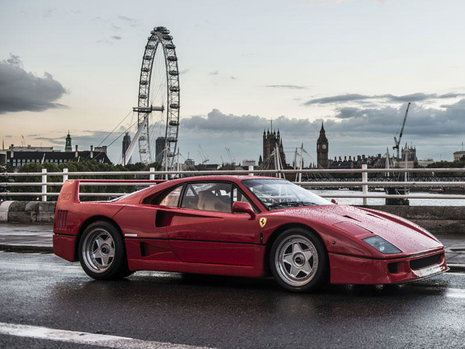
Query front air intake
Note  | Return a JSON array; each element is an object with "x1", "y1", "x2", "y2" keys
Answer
[{"x1": 410, "y1": 253, "x2": 442, "y2": 270}]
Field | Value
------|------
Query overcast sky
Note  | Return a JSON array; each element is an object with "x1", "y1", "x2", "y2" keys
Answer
[{"x1": 1, "y1": 0, "x2": 465, "y2": 164}]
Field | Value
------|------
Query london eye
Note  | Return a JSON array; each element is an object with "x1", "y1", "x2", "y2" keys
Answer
[{"x1": 123, "y1": 26, "x2": 180, "y2": 170}]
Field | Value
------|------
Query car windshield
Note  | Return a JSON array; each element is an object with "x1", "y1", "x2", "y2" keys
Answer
[{"x1": 242, "y1": 179, "x2": 331, "y2": 210}]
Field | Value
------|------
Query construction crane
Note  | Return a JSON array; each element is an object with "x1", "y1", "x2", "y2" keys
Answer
[
  {"x1": 393, "y1": 102, "x2": 411, "y2": 160},
  {"x1": 224, "y1": 147, "x2": 233, "y2": 164},
  {"x1": 198, "y1": 145, "x2": 209, "y2": 164}
]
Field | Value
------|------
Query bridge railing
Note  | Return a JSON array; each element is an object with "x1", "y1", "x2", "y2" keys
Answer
[{"x1": 1, "y1": 165, "x2": 465, "y2": 204}]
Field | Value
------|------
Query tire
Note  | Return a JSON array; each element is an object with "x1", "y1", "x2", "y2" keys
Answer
[
  {"x1": 270, "y1": 228, "x2": 328, "y2": 292},
  {"x1": 78, "y1": 221, "x2": 131, "y2": 280}
]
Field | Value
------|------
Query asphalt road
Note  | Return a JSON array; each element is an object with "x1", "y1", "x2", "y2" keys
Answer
[{"x1": 1, "y1": 251, "x2": 465, "y2": 348}]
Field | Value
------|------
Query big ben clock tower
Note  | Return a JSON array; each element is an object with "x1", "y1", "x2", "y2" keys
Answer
[{"x1": 317, "y1": 123, "x2": 328, "y2": 168}]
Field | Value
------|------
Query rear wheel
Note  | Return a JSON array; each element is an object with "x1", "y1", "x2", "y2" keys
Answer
[
  {"x1": 270, "y1": 228, "x2": 328, "y2": 292},
  {"x1": 79, "y1": 221, "x2": 131, "y2": 280}
]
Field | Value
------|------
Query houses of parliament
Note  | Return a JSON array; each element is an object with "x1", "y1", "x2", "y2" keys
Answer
[{"x1": 259, "y1": 124, "x2": 417, "y2": 169}]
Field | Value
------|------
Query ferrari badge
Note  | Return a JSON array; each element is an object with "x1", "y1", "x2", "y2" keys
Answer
[{"x1": 259, "y1": 217, "x2": 267, "y2": 228}]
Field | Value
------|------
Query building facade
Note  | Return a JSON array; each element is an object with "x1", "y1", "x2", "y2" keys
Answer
[
  {"x1": 122, "y1": 132, "x2": 131, "y2": 164},
  {"x1": 316, "y1": 123, "x2": 329, "y2": 169},
  {"x1": 454, "y1": 151, "x2": 465, "y2": 161},
  {"x1": 155, "y1": 137, "x2": 166, "y2": 164},
  {"x1": 260, "y1": 129, "x2": 287, "y2": 168},
  {"x1": 3, "y1": 144, "x2": 111, "y2": 168}
]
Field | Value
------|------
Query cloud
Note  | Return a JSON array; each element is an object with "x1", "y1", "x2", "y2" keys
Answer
[
  {"x1": 305, "y1": 94, "x2": 368, "y2": 104},
  {"x1": 209, "y1": 71, "x2": 219, "y2": 75},
  {"x1": 304, "y1": 92, "x2": 465, "y2": 105},
  {"x1": 111, "y1": 35, "x2": 122, "y2": 40},
  {"x1": 266, "y1": 84, "x2": 307, "y2": 90},
  {"x1": 118, "y1": 15, "x2": 138, "y2": 27},
  {"x1": 6, "y1": 54, "x2": 22, "y2": 66},
  {"x1": 29, "y1": 98, "x2": 465, "y2": 165},
  {"x1": 0, "y1": 54, "x2": 67, "y2": 114}
]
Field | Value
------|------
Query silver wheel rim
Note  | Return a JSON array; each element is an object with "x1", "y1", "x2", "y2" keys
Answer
[
  {"x1": 275, "y1": 235, "x2": 318, "y2": 287},
  {"x1": 82, "y1": 228, "x2": 115, "y2": 273}
]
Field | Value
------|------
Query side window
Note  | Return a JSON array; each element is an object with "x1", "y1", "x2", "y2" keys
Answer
[
  {"x1": 181, "y1": 185, "x2": 198, "y2": 209},
  {"x1": 156, "y1": 186, "x2": 182, "y2": 207},
  {"x1": 182, "y1": 182, "x2": 232, "y2": 213},
  {"x1": 232, "y1": 186, "x2": 257, "y2": 212}
]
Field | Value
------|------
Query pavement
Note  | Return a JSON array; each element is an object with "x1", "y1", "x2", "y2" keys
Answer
[{"x1": 0, "y1": 223, "x2": 464, "y2": 271}]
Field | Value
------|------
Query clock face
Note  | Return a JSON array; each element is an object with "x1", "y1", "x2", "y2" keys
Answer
[{"x1": 322, "y1": 144, "x2": 327, "y2": 150}]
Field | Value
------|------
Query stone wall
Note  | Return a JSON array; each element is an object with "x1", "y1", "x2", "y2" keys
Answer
[
  {"x1": 0, "y1": 201, "x2": 56, "y2": 224},
  {"x1": 0, "y1": 200, "x2": 464, "y2": 235}
]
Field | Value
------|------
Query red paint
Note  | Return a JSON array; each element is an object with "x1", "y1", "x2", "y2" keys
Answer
[{"x1": 53, "y1": 176, "x2": 447, "y2": 284}]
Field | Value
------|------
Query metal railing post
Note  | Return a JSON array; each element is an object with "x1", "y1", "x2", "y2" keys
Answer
[
  {"x1": 362, "y1": 164, "x2": 368, "y2": 206},
  {"x1": 63, "y1": 168, "x2": 68, "y2": 182},
  {"x1": 41, "y1": 168, "x2": 47, "y2": 202},
  {"x1": 248, "y1": 165, "x2": 254, "y2": 176},
  {"x1": 149, "y1": 167, "x2": 155, "y2": 180}
]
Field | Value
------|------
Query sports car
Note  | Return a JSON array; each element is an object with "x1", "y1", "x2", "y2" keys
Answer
[{"x1": 53, "y1": 175, "x2": 448, "y2": 292}]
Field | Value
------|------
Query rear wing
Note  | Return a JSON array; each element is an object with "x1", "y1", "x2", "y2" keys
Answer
[{"x1": 57, "y1": 179, "x2": 166, "y2": 204}]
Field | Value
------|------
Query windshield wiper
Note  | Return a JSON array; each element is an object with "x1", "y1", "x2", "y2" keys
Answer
[{"x1": 268, "y1": 201, "x2": 314, "y2": 209}]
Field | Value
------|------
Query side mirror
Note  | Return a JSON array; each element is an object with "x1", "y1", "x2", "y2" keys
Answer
[
  {"x1": 331, "y1": 198, "x2": 338, "y2": 204},
  {"x1": 232, "y1": 201, "x2": 256, "y2": 219}
]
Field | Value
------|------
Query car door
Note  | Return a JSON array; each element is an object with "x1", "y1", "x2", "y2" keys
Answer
[{"x1": 166, "y1": 181, "x2": 262, "y2": 266}]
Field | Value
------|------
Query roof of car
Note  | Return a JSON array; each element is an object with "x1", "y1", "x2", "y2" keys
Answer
[{"x1": 117, "y1": 175, "x2": 284, "y2": 203}]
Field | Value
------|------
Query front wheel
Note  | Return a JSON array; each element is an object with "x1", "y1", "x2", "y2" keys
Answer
[
  {"x1": 78, "y1": 221, "x2": 131, "y2": 280},
  {"x1": 270, "y1": 228, "x2": 328, "y2": 292}
]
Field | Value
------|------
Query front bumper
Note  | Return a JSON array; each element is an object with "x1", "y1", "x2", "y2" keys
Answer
[{"x1": 329, "y1": 249, "x2": 447, "y2": 284}]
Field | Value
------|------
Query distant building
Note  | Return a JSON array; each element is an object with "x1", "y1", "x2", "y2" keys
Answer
[
  {"x1": 242, "y1": 160, "x2": 256, "y2": 167},
  {"x1": 316, "y1": 123, "x2": 329, "y2": 169},
  {"x1": 122, "y1": 132, "x2": 131, "y2": 164},
  {"x1": 454, "y1": 151, "x2": 465, "y2": 161},
  {"x1": 65, "y1": 132, "x2": 72, "y2": 152},
  {"x1": 329, "y1": 154, "x2": 387, "y2": 169},
  {"x1": 155, "y1": 137, "x2": 166, "y2": 164},
  {"x1": 3, "y1": 143, "x2": 111, "y2": 168},
  {"x1": 417, "y1": 159, "x2": 434, "y2": 167},
  {"x1": 392, "y1": 143, "x2": 417, "y2": 168},
  {"x1": 260, "y1": 129, "x2": 286, "y2": 168}
]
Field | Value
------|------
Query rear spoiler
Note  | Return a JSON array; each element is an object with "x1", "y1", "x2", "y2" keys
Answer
[{"x1": 57, "y1": 179, "x2": 166, "y2": 204}]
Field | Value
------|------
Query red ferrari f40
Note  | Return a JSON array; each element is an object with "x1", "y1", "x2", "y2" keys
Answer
[{"x1": 53, "y1": 176, "x2": 448, "y2": 292}]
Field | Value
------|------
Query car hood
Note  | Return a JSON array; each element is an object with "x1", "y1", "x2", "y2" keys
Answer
[{"x1": 271, "y1": 204, "x2": 443, "y2": 255}]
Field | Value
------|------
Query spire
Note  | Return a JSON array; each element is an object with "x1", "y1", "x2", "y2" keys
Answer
[
  {"x1": 65, "y1": 131, "x2": 72, "y2": 152},
  {"x1": 317, "y1": 122, "x2": 328, "y2": 143}
]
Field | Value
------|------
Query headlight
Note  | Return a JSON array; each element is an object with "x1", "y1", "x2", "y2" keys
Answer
[{"x1": 363, "y1": 236, "x2": 401, "y2": 254}]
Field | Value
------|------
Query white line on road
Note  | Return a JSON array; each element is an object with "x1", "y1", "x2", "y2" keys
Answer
[
  {"x1": 445, "y1": 288, "x2": 465, "y2": 299},
  {"x1": 0, "y1": 322, "x2": 212, "y2": 349}
]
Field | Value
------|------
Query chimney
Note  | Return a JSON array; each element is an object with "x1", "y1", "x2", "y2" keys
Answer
[
  {"x1": 90, "y1": 145, "x2": 94, "y2": 159},
  {"x1": 75, "y1": 145, "x2": 79, "y2": 158}
]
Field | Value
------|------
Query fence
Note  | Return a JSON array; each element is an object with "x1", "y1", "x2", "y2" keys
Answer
[{"x1": 1, "y1": 165, "x2": 465, "y2": 205}]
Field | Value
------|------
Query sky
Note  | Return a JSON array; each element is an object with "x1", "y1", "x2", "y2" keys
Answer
[{"x1": 1, "y1": 0, "x2": 465, "y2": 165}]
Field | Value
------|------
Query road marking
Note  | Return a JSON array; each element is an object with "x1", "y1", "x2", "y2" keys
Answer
[
  {"x1": 0, "y1": 260, "x2": 82, "y2": 273},
  {"x1": 445, "y1": 288, "x2": 465, "y2": 299},
  {"x1": 0, "y1": 322, "x2": 212, "y2": 349}
]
